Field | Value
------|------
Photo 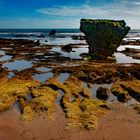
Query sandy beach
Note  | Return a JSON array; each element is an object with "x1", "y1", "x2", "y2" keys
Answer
[{"x1": 0, "y1": 102, "x2": 140, "y2": 140}]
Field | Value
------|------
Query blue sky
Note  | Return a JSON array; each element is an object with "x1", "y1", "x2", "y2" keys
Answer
[{"x1": 0, "y1": 0, "x2": 140, "y2": 28}]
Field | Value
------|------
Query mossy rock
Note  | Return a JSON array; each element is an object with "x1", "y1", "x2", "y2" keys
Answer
[
  {"x1": 111, "y1": 80, "x2": 140, "y2": 102},
  {"x1": 63, "y1": 97, "x2": 108, "y2": 129},
  {"x1": 0, "y1": 78, "x2": 40, "y2": 111},
  {"x1": 80, "y1": 19, "x2": 130, "y2": 59}
]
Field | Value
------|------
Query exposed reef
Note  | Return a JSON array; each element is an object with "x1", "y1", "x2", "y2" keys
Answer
[
  {"x1": 80, "y1": 19, "x2": 130, "y2": 59},
  {"x1": 111, "y1": 80, "x2": 140, "y2": 102},
  {"x1": 0, "y1": 68, "x2": 110, "y2": 129},
  {"x1": 53, "y1": 63, "x2": 140, "y2": 84},
  {"x1": 46, "y1": 76, "x2": 109, "y2": 129},
  {"x1": 0, "y1": 37, "x2": 140, "y2": 131}
]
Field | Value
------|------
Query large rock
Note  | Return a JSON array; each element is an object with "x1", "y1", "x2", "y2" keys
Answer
[{"x1": 80, "y1": 19, "x2": 130, "y2": 59}]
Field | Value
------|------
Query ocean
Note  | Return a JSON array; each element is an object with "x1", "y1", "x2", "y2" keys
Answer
[
  {"x1": 0, "y1": 29, "x2": 84, "y2": 45},
  {"x1": 0, "y1": 28, "x2": 140, "y2": 45}
]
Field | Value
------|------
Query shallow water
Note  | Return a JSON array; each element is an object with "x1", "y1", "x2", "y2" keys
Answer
[
  {"x1": 0, "y1": 55, "x2": 12, "y2": 61},
  {"x1": 52, "y1": 46, "x2": 140, "y2": 63},
  {"x1": 58, "y1": 73, "x2": 70, "y2": 84},
  {"x1": 7, "y1": 72, "x2": 15, "y2": 79},
  {"x1": 2, "y1": 60, "x2": 33, "y2": 71},
  {"x1": 32, "y1": 72, "x2": 53, "y2": 84},
  {"x1": 84, "y1": 83, "x2": 117, "y2": 101},
  {"x1": 0, "y1": 50, "x2": 5, "y2": 56},
  {"x1": 51, "y1": 47, "x2": 89, "y2": 59},
  {"x1": 117, "y1": 45, "x2": 140, "y2": 51},
  {"x1": 36, "y1": 67, "x2": 52, "y2": 72},
  {"x1": 114, "y1": 53, "x2": 140, "y2": 64}
]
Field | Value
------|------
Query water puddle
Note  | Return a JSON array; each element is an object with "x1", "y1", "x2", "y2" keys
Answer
[
  {"x1": 51, "y1": 47, "x2": 88, "y2": 59},
  {"x1": 0, "y1": 50, "x2": 5, "y2": 56},
  {"x1": 13, "y1": 101, "x2": 22, "y2": 113},
  {"x1": 55, "y1": 89, "x2": 65, "y2": 104},
  {"x1": 114, "y1": 53, "x2": 140, "y2": 64},
  {"x1": 32, "y1": 72, "x2": 53, "y2": 84},
  {"x1": 84, "y1": 83, "x2": 117, "y2": 102},
  {"x1": 36, "y1": 67, "x2": 52, "y2": 72},
  {"x1": 0, "y1": 55, "x2": 12, "y2": 61},
  {"x1": 51, "y1": 46, "x2": 140, "y2": 63},
  {"x1": 117, "y1": 45, "x2": 140, "y2": 51},
  {"x1": 57, "y1": 73, "x2": 70, "y2": 84},
  {"x1": 2, "y1": 60, "x2": 33, "y2": 71},
  {"x1": 7, "y1": 72, "x2": 15, "y2": 79}
]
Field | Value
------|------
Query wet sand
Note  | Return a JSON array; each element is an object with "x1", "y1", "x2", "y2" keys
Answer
[{"x1": 0, "y1": 103, "x2": 140, "y2": 140}]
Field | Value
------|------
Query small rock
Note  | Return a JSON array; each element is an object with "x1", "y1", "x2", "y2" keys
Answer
[
  {"x1": 117, "y1": 93, "x2": 130, "y2": 102},
  {"x1": 61, "y1": 44, "x2": 73, "y2": 52},
  {"x1": 48, "y1": 29, "x2": 56, "y2": 36},
  {"x1": 96, "y1": 87, "x2": 110, "y2": 100},
  {"x1": 87, "y1": 83, "x2": 93, "y2": 88}
]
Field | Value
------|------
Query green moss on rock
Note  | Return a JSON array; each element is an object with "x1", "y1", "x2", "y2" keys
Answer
[{"x1": 80, "y1": 19, "x2": 130, "y2": 59}]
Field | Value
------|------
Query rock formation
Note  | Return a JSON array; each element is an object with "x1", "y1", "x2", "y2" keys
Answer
[
  {"x1": 48, "y1": 29, "x2": 56, "y2": 36},
  {"x1": 96, "y1": 87, "x2": 110, "y2": 100},
  {"x1": 80, "y1": 19, "x2": 130, "y2": 59}
]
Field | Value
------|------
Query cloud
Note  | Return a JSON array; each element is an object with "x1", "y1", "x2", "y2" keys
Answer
[
  {"x1": 36, "y1": 0, "x2": 140, "y2": 28},
  {"x1": 37, "y1": 5, "x2": 108, "y2": 17},
  {"x1": 37, "y1": 2, "x2": 140, "y2": 18}
]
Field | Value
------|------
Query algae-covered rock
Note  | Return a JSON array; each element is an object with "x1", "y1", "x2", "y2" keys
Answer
[
  {"x1": 20, "y1": 86, "x2": 59, "y2": 121},
  {"x1": 80, "y1": 19, "x2": 130, "y2": 59},
  {"x1": 96, "y1": 87, "x2": 110, "y2": 100},
  {"x1": 0, "y1": 78, "x2": 40, "y2": 111},
  {"x1": 111, "y1": 80, "x2": 140, "y2": 102},
  {"x1": 111, "y1": 83, "x2": 131, "y2": 102},
  {"x1": 62, "y1": 97, "x2": 109, "y2": 129},
  {"x1": 45, "y1": 75, "x2": 109, "y2": 129}
]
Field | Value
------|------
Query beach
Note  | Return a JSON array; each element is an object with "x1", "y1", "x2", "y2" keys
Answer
[
  {"x1": 0, "y1": 103, "x2": 140, "y2": 140},
  {"x1": 0, "y1": 29, "x2": 140, "y2": 140}
]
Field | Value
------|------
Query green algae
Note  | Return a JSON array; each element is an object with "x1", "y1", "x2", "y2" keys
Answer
[
  {"x1": 111, "y1": 80, "x2": 140, "y2": 102},
  {"x1": 62, "y1": 96, "x2": 108, "y2": 129},
  {"x1": 80, "y1": 19, "x2": 126, "y2": 27},
  {"x1": 20, "y1": 85, "x2": 59, "y2": 121},
  {"x1": 46, "y1": 75, "x2": 109, "y2": 129},
  {"x1": 0, "y1": 78, "x2": 40, "y2": 111}
]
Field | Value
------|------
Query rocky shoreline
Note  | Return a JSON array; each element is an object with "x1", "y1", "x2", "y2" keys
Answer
[{"x1": 0, "y1": 37, "x2": 140, "y2": 139}]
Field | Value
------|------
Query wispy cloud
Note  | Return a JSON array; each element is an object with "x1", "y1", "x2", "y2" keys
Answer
[
  {"x1": 37, "y1": 5, "x2": 108, "y2": 17},
  {"x1": 37, "y1": 0, "x2": 140, "y2": 28},
  {"x1": 37, "y1": 1, "x2": 140, "y2": 18}
]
